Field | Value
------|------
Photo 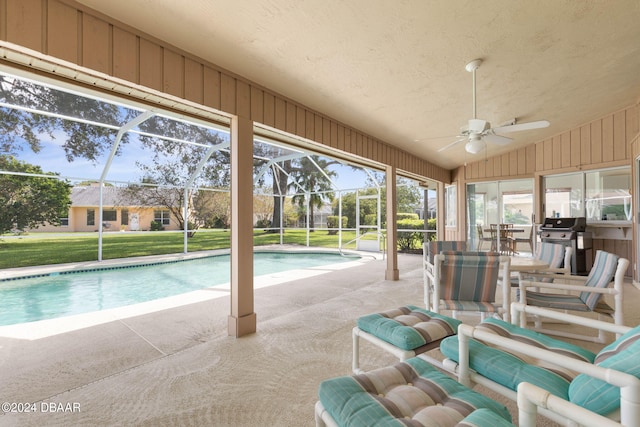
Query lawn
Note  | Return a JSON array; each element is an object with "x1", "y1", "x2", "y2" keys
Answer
[{"x1": 0, "y1": 229, "x2": 361, "y2": 269}]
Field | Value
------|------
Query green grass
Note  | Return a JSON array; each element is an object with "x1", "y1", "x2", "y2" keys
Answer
[{"x1": 0, "y1": 229, "x2": 360, "y2": 269}]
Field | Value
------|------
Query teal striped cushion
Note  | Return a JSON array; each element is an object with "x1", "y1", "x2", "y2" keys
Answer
[
  {"x1": 318, "y1": 357, "x2": 512, "y2": 427},
  {"x1": 440, "y1": 318, "x2": 596, "y2": 400},
  {"x1": 457, "y1": 408, "x2": 515, "y2": 427},
  {"x1": 568, "y1": 325, "x2": 640, "y2": 415},
  {"x1": 536, "y1": 242, "x2": 565, "y2": 269},
  {"x1": 357, "y1": 306, "x2": 460, "y2": 351}
]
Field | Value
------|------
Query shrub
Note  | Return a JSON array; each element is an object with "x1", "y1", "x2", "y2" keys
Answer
[
  {"x1": 396, "y1": 218, "x2": 425, "y2": 251},
  {"x1": 150, "y1": 221, "x2": 164, "y2": 231},
  {"x1": 397, "y1": 213, "x2": 419, "y2": 221},
  {"x1": 327, "y1": 215, "x2": 348, "y2": 235},
  {"x1": 255, "y1": 219, "x2": 271, "y2": 229}
]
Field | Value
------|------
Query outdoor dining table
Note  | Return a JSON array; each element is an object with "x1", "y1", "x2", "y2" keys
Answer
[
  {"x1": 509, "y1": 256, "x2": 550, "y2": 324},
  {"x1": 484, "y1": 225, "x2": 525, "y2": 254}
]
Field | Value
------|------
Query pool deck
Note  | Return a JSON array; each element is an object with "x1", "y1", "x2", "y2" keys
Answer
[
  {"x1": 0, "y1": 246, "x2": 401, "y2": 426},
  {"x1": 1, "y1": 251, "x2": 637, "y2": 426}
]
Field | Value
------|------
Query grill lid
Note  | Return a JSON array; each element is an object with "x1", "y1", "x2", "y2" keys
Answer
[{"x1": 541, "y1": 217, "x2": 586, "y2": 231}]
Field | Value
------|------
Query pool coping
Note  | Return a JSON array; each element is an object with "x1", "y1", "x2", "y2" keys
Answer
[{"x1": 0, "y1": 246, "x2": 379, "y2": 339}]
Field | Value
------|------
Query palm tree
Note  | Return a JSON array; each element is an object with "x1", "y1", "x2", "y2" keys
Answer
[{"x1": 288, "y1": 156, "x2": 337, "y2": 230}]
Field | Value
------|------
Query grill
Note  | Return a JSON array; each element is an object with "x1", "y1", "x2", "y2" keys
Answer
[{"x1": 539, "y1": 217, "x2": 592, "y2": 275}]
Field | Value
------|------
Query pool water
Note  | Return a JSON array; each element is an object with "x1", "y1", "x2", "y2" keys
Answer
[{"x1": 0, "y1": 252, "x2": 354, "y2": 326}]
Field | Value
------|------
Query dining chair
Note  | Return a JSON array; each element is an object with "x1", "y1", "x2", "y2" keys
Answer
[{"x1": 476, "y1": 224, "x2": 494, "y2": 251}]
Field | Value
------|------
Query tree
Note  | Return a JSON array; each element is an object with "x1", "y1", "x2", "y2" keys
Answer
[
  {"x1": 0, "y1": 155, "x2": 71, "y2": 235},
  {"x1": 0, "y1": 75, "x2": 136, "y2": 161},
  {"x1": 123, "y1": 119, "x2": 231, "y2": 232},
  {"x1": 288, "y1": 156, "x2": 337, "y2": 230}
]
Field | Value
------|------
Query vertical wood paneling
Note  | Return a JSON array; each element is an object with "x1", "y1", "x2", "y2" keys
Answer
[
  {"x1": 570, "y1": 129, "x2": 580, "y2": 166},
  {"x1": 261, "y1": 91, "x2": 274, "y2": 127},
  {"x1": 535, "y1": 142, "x2": 544, "y2": 171},
  {"x1": 478, "y1": 157, "x2": 486, "y2": 177},
  {"x1": 345, "y1": 129, "x2": 353, "y2": 154},
  {"x1": 330, "y1": 122, "x2": 338, "y2": 149},
  {"x1": 184, "y1": 58, "x2": 203, "y2": 105},
  {"x1": 162, "y1": 49, "x2": 183, "y2": 98},
  {"x1": 250, "y1": 86, "x2": 264, "y2": 123},
  {"x1": 336, "y1": 124, "x2": 345, "y2": 151},
  {"x1": 322, "y1": 117, "x2": 331, "y2": 146},
  {"x1": 614, "y1": 110, "x2": 626, "y2": 160},
  {"x1": 580, "y1": 124, "x2": 591, "y2": 165},
  {"x1": 6, "y1": 0, "x2": 42, "y2": 52},
  {"x1": 295, "y1": 104, "x2": 305, "y2": 137},
  {"x1": 47, "y1": 1, "x2": 78, "y2": 63},
  {"x1": 591, "y1": 120, "x2": 602, "y2": 163},
  {"x1": 543, "y1": 139, "x2": 553, "y2": 170},
  {"x1": 236, "y1": 80, "x2": 250, "y2": 118},
  {"x1": 220, "y1": 73, "x2": 236, "y2": 114},
  {"x1": 525, "y1": 145, "x2": 535, "y2": 174},
  {"x1": 313, "y1": 114, "x2": 322, "y2": 143},
  {"x1": 507, "y1": 151, "x2": 516, "y2": 175},
  {"x1": 305, "y1": 110, "x2": 314, "y2": 140},
  {"x1": 139, "y1": 38, "x2": 162, "y2": 91},
  {"x1": 0, "y1": 0, "x2": 6, "y2": 40},
  {"x1": 552, "y1": 136, "x2": 562, "y2": 169},
  {"x1": 560, "y1": 132, "x2": 571, "y2": 168},
  {"x1": 203, "y1": 66, "x2": 221, "y2": 111},
  {"x1": 81, "y1": 14, "x2": 110, "y2": 74},
  {"x1": 517, "y1": 148, "x2": 526, "y2": 175},
  {"x1": 273, "y1": 97, "x2": 285, "y2": 130},
  {"x1": 602, "y1": 115, "x2": 614, "y2": 162},
  {"x1": 285, "y1": 102, "x2": 295, "y2": 134},
  {"x1": 112, "y1": 28, "x2": 137, "y2": 83},
  {"x1": 626, "y1": 105, "x2": 639, "y2": 142}
]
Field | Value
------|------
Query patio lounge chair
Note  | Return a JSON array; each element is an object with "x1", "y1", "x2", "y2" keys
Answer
[
  {"x1": 440, "y1": 303, "x2": 640, "y2": 426},
  {"x1": 423, "y1": 241, "x2": 467, "y2": 310},
  {"x1": 431, "y1": 251, "x2": 511, "y2": 322},
  {"x1": 518, "y1": 250, "x2": 628, "y2": 342}
]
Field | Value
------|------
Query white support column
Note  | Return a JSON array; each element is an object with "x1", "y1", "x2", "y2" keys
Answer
[
  {"x1": 228, "y1": 115, "x2": 256, "y2": 337},
  {"x1": 385, "y1": 165, "x2": 399, "y2": 280}
]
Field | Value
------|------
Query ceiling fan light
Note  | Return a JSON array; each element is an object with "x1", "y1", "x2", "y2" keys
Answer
[{"x1": 465, "y1": 138, "x2": 485, "y2": 154}]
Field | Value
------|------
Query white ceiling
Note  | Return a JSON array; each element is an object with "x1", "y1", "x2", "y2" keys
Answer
[{"x1": 78, "y1": 0, "x2": 640, "y2": 170}]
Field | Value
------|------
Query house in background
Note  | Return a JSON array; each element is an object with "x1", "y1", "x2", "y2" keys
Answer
[{"x1": 33, "y1": 184, "x2": 180, "y2": 233}]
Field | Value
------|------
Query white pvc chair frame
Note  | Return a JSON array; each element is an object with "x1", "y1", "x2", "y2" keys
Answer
[
  {"x1": 518, "y1": 383, "x2": 624, "y2": 427},
  {"x1": 432, "y1": 254, "x2": 511, "y2": 322},
  {"x1": 518, "y1": 257, "x2": 629, "y2": 343},
  {"x1": 453, "y1": 303, "x2": 640, "y2": 426}
]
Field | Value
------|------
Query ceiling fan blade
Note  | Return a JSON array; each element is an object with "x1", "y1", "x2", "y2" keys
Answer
[
  {"x1": 437, "y1": 137, "x2": 466, "y2": 152},
  {"x1": 492, "y1": 120, "x2": 550, "y2": 134},
  {"x1": 483, "y1": 133, "x2": 513, "y2": 145}
]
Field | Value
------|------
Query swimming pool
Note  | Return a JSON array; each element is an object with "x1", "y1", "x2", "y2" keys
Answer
[{"x1": 0, "y1": 251, "x2": 359, "y2": 326}]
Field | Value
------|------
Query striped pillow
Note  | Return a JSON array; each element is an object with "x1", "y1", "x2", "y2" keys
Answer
[
  {"x1": 438, "y1": 253, "x2": 501, "y2": 304},
  {"x1": 318, "y1": 357, "x2": 512, "y2": 427},
  {"x1": 568, "y1": 324, "x2": 640, "y2": 415},
  {"x1": 357, "y1": 306, "x2": 460, "y2": 351}
]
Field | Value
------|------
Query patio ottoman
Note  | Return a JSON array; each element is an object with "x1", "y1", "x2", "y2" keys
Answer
[
  {"x1": 352, "y1": 305, "x2": 460, "y2": 373},
  {"x1": 315, "y1": 357, "x2": 513, "y2": 427}
]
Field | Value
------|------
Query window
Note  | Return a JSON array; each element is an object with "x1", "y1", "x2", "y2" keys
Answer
[
  {"x1": 103, "y1": 209, "x2": 117, "y2": 221},
  {"x1": 60, "y1": 217, "x2": 69, "y2": 226},
  {"x1": 544, "y1": 173, "x2": 583, "y2": 218},
  {"x1": 585, "y1": 168, "x2": 631, "y2": 221},
  {"x1": 445, "y1": 185, "x2": 456, "y2": 227},
  {"x1": 154, "y1": 210, "x2": 171, "y2": 225},
  {"x1": 87, "y1": 209, "x2": 95, "y2": 226},
  {"x1": 544, "y1": 167, "x2": 630, "y2": 221},
  {"x1": 121, "y1": 209, "x2": 129, "y2": 226}
]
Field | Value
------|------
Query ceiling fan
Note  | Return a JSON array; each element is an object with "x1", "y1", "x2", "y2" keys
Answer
[{"x1": 438, "y1": 59, "x2": 550, "y2": 154}]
